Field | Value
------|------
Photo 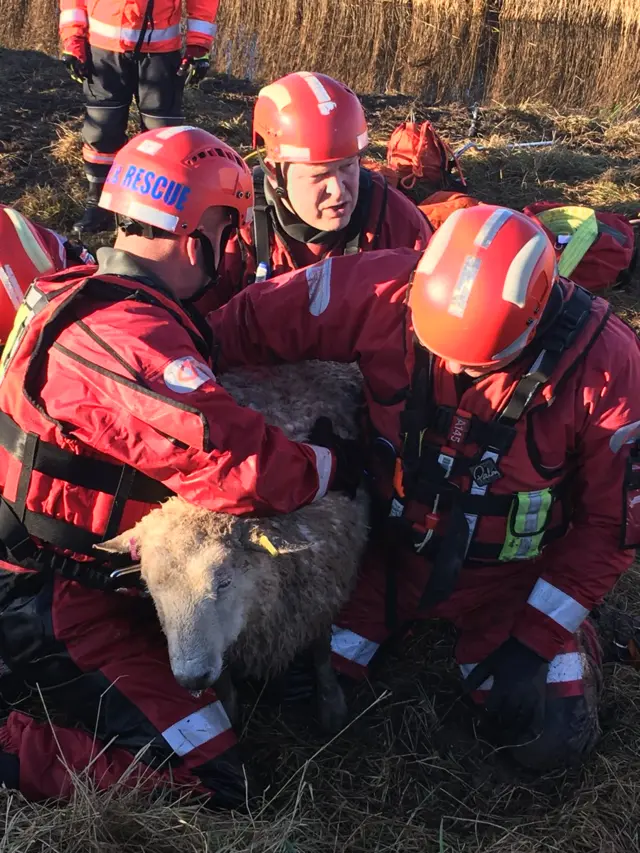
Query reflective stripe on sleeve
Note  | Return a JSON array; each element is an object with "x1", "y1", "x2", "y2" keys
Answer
[
  {"x1": 460, "y1": 649, "x2": 584, "y2": 690},
  {"x1": 60, "y1": 8, "x2": 87, "y2": 25},
  {"x1": 308, "y1": 443, "x2": 333, "y2": 502},
  {"x1": 526, "y1": 577, "x2": 589, "y2": 633},
  {"x1": 162, "y1": 701, "x2": 232, "y2": 757},
  {"x1": 186, "y1": 18, "x2": 217, "y2": 36},
  {"x1": 331, "y1": 626, "x2": 380, "y2": 666}
]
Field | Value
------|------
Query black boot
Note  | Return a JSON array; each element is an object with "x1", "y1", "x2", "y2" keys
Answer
[{"x1": 73, "y1": 181, "x2": 115, "y2": 237}]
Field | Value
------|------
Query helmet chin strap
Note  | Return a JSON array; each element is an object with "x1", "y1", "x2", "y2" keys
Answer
[{"x1": 257, "y1": 150, "x2": 289, "y2": 200}]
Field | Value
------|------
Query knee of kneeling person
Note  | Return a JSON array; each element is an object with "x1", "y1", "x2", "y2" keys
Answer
[{"x1": 508, "y1": 695, "x2": 601, "y2": 772}]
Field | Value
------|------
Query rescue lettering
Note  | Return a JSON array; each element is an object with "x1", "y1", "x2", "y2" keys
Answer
[{"x1": 107, "y1": 165, "x2": 191, "y2": 212}]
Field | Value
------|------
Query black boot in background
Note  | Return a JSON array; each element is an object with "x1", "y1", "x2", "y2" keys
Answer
[{"x1": 73, "y1": 181, "x2": 115, "y2": 236}]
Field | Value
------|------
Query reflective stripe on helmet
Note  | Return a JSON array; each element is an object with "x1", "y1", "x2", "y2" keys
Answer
[{"x1": 3, "y1": 208, "x2": 56, "y2": 275}]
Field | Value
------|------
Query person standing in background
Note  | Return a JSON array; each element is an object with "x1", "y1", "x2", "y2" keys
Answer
[{"x1": 59, "y1": 0, "x2": 219, "y2": 235}]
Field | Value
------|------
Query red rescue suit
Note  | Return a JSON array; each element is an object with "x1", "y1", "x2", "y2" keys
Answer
[
  {"x1": 199, "y1": 166, "x2": 432, "y2": 312},
  {"x1": 209, "y1": 249, "x2": 640, "y2": 767},
  {"x1": 0, "y1": 248, "x2": 334, "y2": 802}
]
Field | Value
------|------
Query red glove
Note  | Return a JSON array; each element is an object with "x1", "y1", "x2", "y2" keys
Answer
[
  {"x1": 62, "y1": 36, "x2": 88, "y2": 83},
  {"x1": 62, "y1": 36, "x2": 87, "y2": 64}
]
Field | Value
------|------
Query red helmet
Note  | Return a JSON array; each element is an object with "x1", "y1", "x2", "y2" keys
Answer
[
  {"x1": 409, "y1": 205, "x2": 558, "y2": 367},
  {"x1": 252, "y1": 72, "x2": 368, "y2": 164},
  {"x1": 0, "y1": 205, "x2": 61, "y2": 344},
  {"x1": 99, "y1": 126, "x2": 253, "y2": 233}
]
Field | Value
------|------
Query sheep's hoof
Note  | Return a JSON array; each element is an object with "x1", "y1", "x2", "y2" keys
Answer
[{"x1": 317, "y1": 679, "x2": 348, "y2": 735}]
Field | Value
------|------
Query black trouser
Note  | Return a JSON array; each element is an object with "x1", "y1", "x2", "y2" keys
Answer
[{"x1": 82, "y1": 47, "x2": 186, "y2": 183}]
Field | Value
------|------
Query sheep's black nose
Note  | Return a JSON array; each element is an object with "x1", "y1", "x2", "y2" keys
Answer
[{"x1": 176, "y1": 671, "x2": 216, "y2": 692}]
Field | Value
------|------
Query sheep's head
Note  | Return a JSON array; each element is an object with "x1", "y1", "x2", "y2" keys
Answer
[{"x1": 97, "y1": 509, "x2": 252, "y2": 692}]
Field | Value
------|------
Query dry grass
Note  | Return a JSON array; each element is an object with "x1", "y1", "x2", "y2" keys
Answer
[
  {"x1": 2, "y1": 0, "x2": 640, "y2": 108},
  {"x1": 1, "y1": 44, "x2": 640, "y2": 853}
]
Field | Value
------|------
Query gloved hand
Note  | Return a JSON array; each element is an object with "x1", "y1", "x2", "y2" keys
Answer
[
  {"x1": 463, "y1": 637, "x2": 549, "y2": 742},
  {"x1": 63, "y1": 239, "x2": 95, "y2": 266},
  {"x1": 307, "y1": 416, "x2": 363, "y2": 499},
  {"x1": 177, "y1": 45, "x2": 210, "y2": 87},
  {"x1": 62, "y1": 37, "x2": 89, "y2": 84}
]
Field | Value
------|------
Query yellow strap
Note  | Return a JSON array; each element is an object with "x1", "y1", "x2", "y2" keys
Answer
[
  {"x1": 535, "y1": 206, "x2": 599, "y2": 278},
  {"x1": 4, "y1": 208, "x2": 56, "y2": 275},
  {"x1": 257, "y1": 533, "x2": 279, "y2": 556}
]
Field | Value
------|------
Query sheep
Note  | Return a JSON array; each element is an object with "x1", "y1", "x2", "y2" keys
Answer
[{"x1": 97, "y1": 360, "x2": 370, "y2": 733}]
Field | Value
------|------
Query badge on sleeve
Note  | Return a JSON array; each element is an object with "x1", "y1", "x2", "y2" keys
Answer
[{"x1": 163, "y1": 356, "x2": 216, "y2": 394}]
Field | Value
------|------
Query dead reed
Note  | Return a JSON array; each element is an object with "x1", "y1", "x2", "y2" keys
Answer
[{"x1": 0, "y1": 0, "x2": 638, "y2": 108}]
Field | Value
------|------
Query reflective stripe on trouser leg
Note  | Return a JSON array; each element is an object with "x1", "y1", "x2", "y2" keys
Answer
[
  {"x1": 82, "y1": 103, "x2": 129, "y2": 181},
  {"x1": 330, "y1": 625, "x2": 380, "y2": 680}
]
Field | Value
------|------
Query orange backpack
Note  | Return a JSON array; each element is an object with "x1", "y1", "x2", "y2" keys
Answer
[
  {"x1": 386, "y1": 121, "x2": 466, "y2": 192},
  {"x1": 418, "y1": 190, "x2": 482, "y2": 230}
]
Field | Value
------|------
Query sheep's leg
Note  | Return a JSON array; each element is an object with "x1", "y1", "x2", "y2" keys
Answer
[
  {"x1": 311, "y1": 635, "x2": 348, "y2": 735},
  {"x1": 215, "y1": 668, "x2": 240, "y2": 728}
]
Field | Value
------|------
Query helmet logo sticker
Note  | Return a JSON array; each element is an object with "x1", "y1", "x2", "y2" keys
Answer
[
  {"x1": 164, "y1": 356, "x2": 216, "y2": 394},
  {"x1": 107, "y1": 165, "x2": 191, "y2": 212}
]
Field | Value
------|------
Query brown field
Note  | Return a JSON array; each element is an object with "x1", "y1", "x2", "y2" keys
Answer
[
  {"x1": 1, "y1": 44, "x2": 640, "y2": 853},
  {"x1": 1, "y1": 0, "x2": 640, "y2": 108}
]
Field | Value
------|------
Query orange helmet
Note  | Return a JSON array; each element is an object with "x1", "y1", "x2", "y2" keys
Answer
[
  {"x1": 252, "y1": 72, "x2": 368, "y2": 164},
  {"x1": 0, "y1": 205, "x2": 61, "y2": 344},
  {"x1": 409, "y1": 205, "x2": 558, "y2": 367},
  {"x1": 100, "y1": 126, "x2": 253, "y2": 233}
]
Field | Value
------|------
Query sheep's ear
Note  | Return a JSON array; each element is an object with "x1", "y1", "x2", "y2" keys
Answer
[{"x1": 94, "y1": 531, "x2": 139, "y2": 559}]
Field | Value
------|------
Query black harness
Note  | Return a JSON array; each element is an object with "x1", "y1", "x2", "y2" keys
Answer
[
  {"x1": 0, "y1": 276, "x2": 215, "y2": 592},
  {"x1": 377, "y1": 285, "x2": 608, "y2": 629}
]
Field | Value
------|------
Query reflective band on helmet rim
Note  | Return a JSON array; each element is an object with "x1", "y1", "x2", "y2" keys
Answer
[
  {"x1": 526, "y1": 577, "x2": 589, "y2": 633},
  {"x1": 499, "y1": 488, "x2": 553, "y2": 561}
]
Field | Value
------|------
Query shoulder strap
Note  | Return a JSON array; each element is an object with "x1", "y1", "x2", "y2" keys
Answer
[
  {"x1": 498, "y1": 285, "x2": 595, "y2": 426},
  {"x1": 252, "y1": 165, "x2": 272, "y2": 281}
]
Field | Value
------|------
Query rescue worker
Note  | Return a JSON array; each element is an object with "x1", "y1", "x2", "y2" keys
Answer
[
  {"x1": 208, "y1": 205, "x2": 640, "y2": 770},
  {"x1": 0, "y1": 127, "x2": 358, "y2": 802},
  {"x1": 0, "y1": 204, "x2": 94, "y2": 346},
  {"x1": 59, "y1": 0, "x2": 219, "y2": 235},
  {"x1": 201, "y1": 71, "x2": 432, "y2": 311}
]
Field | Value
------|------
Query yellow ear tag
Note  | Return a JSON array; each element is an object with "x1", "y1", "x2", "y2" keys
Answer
[{"x1": 257, "y1": 534, "x2": 279, "y2": 556}]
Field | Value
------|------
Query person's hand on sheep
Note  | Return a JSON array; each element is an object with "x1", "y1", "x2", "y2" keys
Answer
[{"x1": 307, "y1": 416, "x2": 364, "y2": 499}]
